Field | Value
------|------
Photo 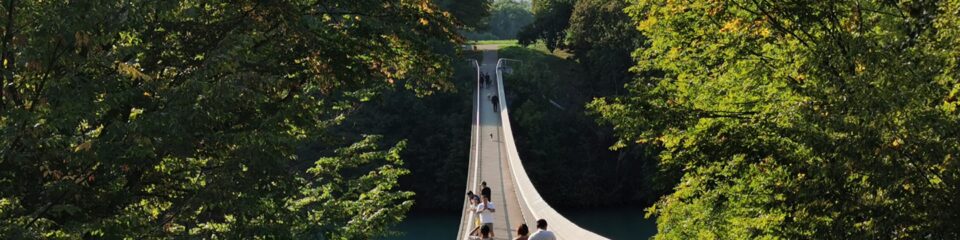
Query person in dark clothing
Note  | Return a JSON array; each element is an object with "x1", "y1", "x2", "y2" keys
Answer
[
  {"x1": 484, "y1": 73, "x2": 491, "y2": 88},
  {"x1": 480, "y1": 181, "x2": 492, "y2": 201},
  {"x1": 480, "y1": 224, "x2": 492, "y2": 239},
  {"x1": 491, "y1": 95, "x2": 499, "y2": 112},
  {"x1": 515, "y1": 223, "x2": 530, "y2": 240},
  {"x1": 467, "y1": 191, "x2": 481, "y2": 205}
]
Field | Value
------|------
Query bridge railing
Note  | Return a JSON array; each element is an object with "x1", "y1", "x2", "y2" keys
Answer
[
  {"x1": 456, "y1": 59, "x2": 482, "y2": 240},
  {"x1": 494, "y1": 59, "x2": 609, "y2": 240}
]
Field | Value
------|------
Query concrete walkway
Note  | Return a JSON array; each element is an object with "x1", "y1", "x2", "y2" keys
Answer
[
  {"x1": 458, "y1": 44, "x2": 607, "y2": 240},
  {"x1": 459, "y1": 45, "x2": 526, "y2": 240}
]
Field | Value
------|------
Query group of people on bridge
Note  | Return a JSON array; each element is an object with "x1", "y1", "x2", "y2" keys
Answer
[
  {"x1": 479, "y1": 72, "x2": 493, "y2": 89},
  {"x1": 480, "y1": 72, "x2": 500, "y2": 112},
  {"x1": 467, "y1": 70, "x2": 556, "y2": 239},
  {"x1": 466, "y1": 182, "x2": 557, "y2": 240}
]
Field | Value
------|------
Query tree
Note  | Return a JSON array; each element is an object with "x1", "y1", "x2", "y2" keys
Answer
[
  {"x1": 500, "y1": 46, "x2": 661, "y2": 208},
  {"x1": 434, "y1": 0, "x2": 493, "y2": 30},
  {"x1": 564, "y1": 0, "x2": 643, "y2": 95},
  {"x1": 502, "y1": 0, "x2": 662, "y2": 209},
  {"x1": 487, "y1": 0, "x2": 535, "y2": 39},
  {"x1": 335, "y1": 62, "x2": 475, "y2": 211},
  {"x1": 516, "y1": 0, "x2": 642, "y2": 95},
  {"x1": 517, "y1": 0, "x2": 574, "y2": 51},
  {"x1": 0, "y1": 0, "x2": 459, "y2": 238},
  {"x1": 593, "y1": 0, "x2": 960, "y2": 238}
]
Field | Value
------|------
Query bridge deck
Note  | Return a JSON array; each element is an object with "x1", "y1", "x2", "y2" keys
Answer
[
  {"x1": 458, "y1": 47, "x2": 526, "y2": 239},
  {"x1": 457, "y1": 46, "x2": 608, "y2": 240}
]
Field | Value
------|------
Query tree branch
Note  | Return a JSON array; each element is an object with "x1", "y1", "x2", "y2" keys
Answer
[{"x1": 1, "y1": 0, "x2": 18, "y2": 111}]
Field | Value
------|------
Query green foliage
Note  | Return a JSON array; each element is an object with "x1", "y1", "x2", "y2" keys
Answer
[
  {"x1": 502, "y1": 0, "x2": 662, "y2": 209},
  {"x1": 434, "y1": 0, "x2": 493, "y2": 30},
  {"x1": 500, "y1": 46, "x2": 661, "y2": 207},
  {"x1": 517, "y1": 0, "x2": 574, "y2": 51},
  {"x1": 565, "y1": 0, "x2": 644, "y2": 95},
  {"x1": 488, "y1": 0, "x2": 535, "y2": 39},
  {"x1": 592, "y1": 0, "x2": 960, "y2": 238},
  {"x1": 333, "y1": 61, "x2": 475, "y2": 211},
  {"x1": 299, "y1": 136, "x2": 415, "y2": 239},
  {"x1": 518, "y1": 0, "x2": 641, "y2": 95},
  {"x1": 462, "y1": 0, "x2": 534, "y2": 40},
  {"x1": 0, "y1": 0, "x2": 458, "y2": 238}
]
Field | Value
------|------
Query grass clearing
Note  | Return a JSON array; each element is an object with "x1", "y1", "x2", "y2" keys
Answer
[
  {"x1": 524, "y1": 42, "x2": 571, "y2": 59},
  {"x1": 467, "y1": 39, "x2": 519, "y2": 48},
  {"x1": 463, "y1": 40, "x2": 571, "y2": 61}
]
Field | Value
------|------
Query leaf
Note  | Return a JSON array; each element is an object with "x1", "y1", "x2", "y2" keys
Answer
[{"x1": 74, "y1": 141, "x2": 93, "y2": 152}]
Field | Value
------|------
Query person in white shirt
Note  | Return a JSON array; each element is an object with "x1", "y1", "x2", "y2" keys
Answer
[
  {"x1": 528, "y1": 219, "x2": 556, "y2": 240},
  {"x1": 475, "y1": 195, "x2": 496, "y2": 238}
]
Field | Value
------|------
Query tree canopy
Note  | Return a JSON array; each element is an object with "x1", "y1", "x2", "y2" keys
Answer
[
  {"x1": 487, "y1": 0, "x2": 535, "y2": 40},
  {"x1": 434, "y1": 0, "x2": 493, "y2": 30},
  {"x1": 0, "y1": 0, "x2": 460, "y2": 238},
  {"x1": 592, "y1": 0, "x2": 960, "y2": 238},
  {"x1": 517, "y1": 0, "x2": 574, "y2": 51},
  {"x1": 564, "y1": 0, "x2": 643, "y2": 95},
  {"x1": 517, "y1": 0, "x2": 641, "y2": 95},
  {"x1": 501, "y1": 0, "x2": 662, "y2": 209}
]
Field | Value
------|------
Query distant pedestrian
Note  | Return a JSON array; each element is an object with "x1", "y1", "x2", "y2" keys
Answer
[
  {"x1": 480, "y1": 182, "x2": 492, "y2": 201},
  {"x1": 491, "y1": 95, "x2": 499, "y2": 112},
  {"x1": 485, "y1": 74, "x2": 490, "y2": 87},
  {"x1": 528, "y1": 219, "x2": 556, "y2": 240},
  {"x1": 514, "y1": 223, "x2": 530, "y2": 240}
]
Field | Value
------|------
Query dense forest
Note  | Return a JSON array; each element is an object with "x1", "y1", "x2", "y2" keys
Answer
[
  {"x1": 595, "y1": 0, "x2": 960, "y2": 238},
  {"x1": 505, "y1": 0, "x2": 960, "y2": 237},
  {"x1": 0, "y1": 0, "x2": 466, "y2": 238},
  {"x1": 2, "y1": 0, "x2": 959, "y2": 239},
  {"x1": 504, "y1": 0, "x2": 663, "y2": 209},
  {"x1": 393, "y1": 0, "x2": 661, "y2": 212}
]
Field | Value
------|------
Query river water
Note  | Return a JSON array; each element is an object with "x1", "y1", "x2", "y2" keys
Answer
[{"x1": 382, "y1": 207, "x2": 655, "y2": 240}]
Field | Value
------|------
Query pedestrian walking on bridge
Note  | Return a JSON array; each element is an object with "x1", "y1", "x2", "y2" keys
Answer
[
  {"x1": 486, "y1": 73, "x2": 492, "y2": 87},
  {"x1": 515, "y1": 224, "x2": 530, "y2": 240},
  {"x1": 476, "y1": 195, "x2": 496, "y2": 238},
  {"x1": 529, "y1": 219, "x2": 556, "y2": 240},
  {"x1": 480, "y1": 182, "x2": 492, "y2": 200}
]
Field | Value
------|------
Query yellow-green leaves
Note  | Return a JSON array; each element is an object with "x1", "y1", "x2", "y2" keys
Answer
[
  {"x1": 1, "y1": 0, "x2": 456, "y2": 238},
  {"x1": 600, "y1": 0, "x2": 960, "y2": 238},
  {"x1": 117, "y1": 62, "x2": 153, "y2": 81}
]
